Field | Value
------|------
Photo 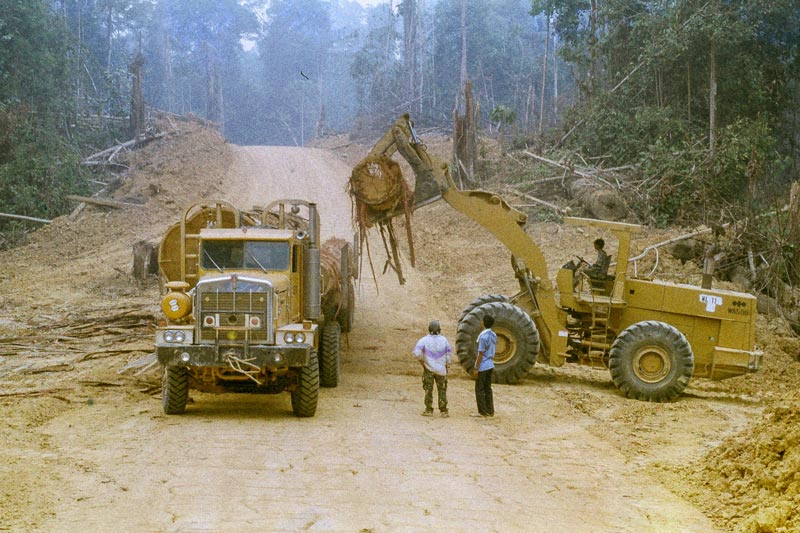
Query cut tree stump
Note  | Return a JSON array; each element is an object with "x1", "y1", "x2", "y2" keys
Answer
[{"x1": 133, "y1": 240, "x2": 159, "y2": 280}]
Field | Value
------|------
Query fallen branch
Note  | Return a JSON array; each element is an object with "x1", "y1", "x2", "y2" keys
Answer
[
  {"x1": 78, "y1": 380, "x2": 124, "y2": 387},
  {"x1": 65, "y1": 195, "x2": 143, "y2": 209},
  {"x1": 0, "y1": 387, "x2": 76, "y2": 398},
  {"x1": 0, "y1": 212, "x2": 51, "y2": 224},
  {"x1": 74, "y1": 347, "x2": 151, "y2": 362},
  {"x1": 522, "y1": 151, "x2": 615, "y2": 188},
  {"x1": 26, "y1": 363, "x2": 75, "y2": 374},
  {"x1": 504, "y1": 187, "x2": 570, "y2": 215}
]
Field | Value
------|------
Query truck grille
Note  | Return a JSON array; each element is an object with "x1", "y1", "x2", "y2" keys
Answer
[{"x1": 195, "y1": 276, "x2": 273, "y2": 344}]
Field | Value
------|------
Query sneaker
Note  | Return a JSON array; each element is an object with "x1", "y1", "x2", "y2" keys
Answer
[
  {"x1": 421, "y1": 410, "x2": 434, "y2": 417},
  {"x1": 440, "y1": 411, "x2": 449, "y2": 418}
]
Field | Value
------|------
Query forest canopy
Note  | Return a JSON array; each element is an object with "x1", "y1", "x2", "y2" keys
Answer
[{"x1": 0, "y1": 0, "x2": 799, "y2": 244}]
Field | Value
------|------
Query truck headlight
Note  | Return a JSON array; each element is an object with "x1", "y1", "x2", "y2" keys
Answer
[
  {"x1": 162, "y1": 330, "x2": 189, "y2": 344},
  {"x1": 284, "y1": 332, "x2": 295, "y2": 343},
  {"x1": 295, "y1": 332, "x2": 305, "y2": 343}
]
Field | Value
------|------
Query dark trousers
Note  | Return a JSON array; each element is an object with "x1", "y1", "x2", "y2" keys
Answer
[{"x1": 475, "y1": 368, "x2": 494, "y2": 415}]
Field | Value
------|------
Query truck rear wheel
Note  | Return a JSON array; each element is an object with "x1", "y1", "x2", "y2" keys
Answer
[
  {"x1": 162, "y1": 365, "x2": 189, "y2": 414},
  {"x1": 320, "y1": 323, "x2": 341, "y2": 388},
  {"x1": 291, "y1": 348, "x2": 319, "y2": 417},
  {"x1": 458, "y1": 294, "x2": 508, "y2": 323},
  {"x1": 609, "y1": 321, "x2": 694, "y2": 402},
  {"x1": 456, "y1": 301, "x2": 539, "y2": 384}
]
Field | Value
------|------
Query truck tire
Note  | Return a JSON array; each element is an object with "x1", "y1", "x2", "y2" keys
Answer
[
  {"x1": 456, "y1": 301, "x2": 540, "y2": 384},
  {"x1": 458, "y1": 294, "x2": 508, "y2": 323},
  {"x1": 291, "y1": 348, "x2": 319, "y2": 417},
  {"x1": 608, "y1": 321, "x2": 694, "y2": 402},
  {"x1": 162, "y1": 365, "x2": 189, "y2": 414},
  {"x1": 320, "y1": 323, "x2": 341, "y2": 388}
]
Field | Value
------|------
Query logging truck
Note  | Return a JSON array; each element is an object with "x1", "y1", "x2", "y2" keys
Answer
[
  {"x1": 155, "y1": 199, "x2": 355, "y2": 416},
  {"x1": 351, "y1": 114, "x2": 761, "y2": 402}
]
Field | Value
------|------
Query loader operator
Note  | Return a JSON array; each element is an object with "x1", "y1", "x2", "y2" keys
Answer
[{"x1": 574, "y1": 238, "x2": 610, "y2": 288}]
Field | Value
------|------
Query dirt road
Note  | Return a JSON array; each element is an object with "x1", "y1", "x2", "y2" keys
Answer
[{"x1": 1, "y1": 125, "x2": 794, "y2": 531}]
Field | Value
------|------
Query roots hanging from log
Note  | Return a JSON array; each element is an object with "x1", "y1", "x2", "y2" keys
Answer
[{"x1": 348, "y1": 155, "x2": 415, "y2": 285}]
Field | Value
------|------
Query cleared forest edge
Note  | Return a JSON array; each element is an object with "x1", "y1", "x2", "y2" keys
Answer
[{"x1": 0, "y1": 124, "x2": 797, "y2": 531}]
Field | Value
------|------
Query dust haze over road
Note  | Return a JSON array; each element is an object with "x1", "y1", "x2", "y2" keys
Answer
[{"x1": 3, "y1": 127, "x2": 784, "y2": 531}]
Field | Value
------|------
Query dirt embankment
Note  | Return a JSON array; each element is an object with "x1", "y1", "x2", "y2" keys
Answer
[{"x1": 0, "y1": 123, "x2": 798, "y2": 532}]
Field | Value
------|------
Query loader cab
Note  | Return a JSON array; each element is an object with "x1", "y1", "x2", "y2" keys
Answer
[{"x1": 556, "y1": 217, "x2": 642, "y2": 306}]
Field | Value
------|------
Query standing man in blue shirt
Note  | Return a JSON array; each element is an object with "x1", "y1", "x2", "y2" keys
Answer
[{"x1": 471, "y1": 314, "x2": 497, "y2": 417}]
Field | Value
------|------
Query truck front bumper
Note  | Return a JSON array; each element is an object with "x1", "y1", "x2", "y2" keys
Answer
[{"x1": 156, "y1": 343, "x2": 310, "y2": 368}]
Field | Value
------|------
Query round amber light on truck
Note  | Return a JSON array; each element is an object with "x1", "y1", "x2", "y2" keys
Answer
[{"x1": 161, "y1": 290, "x2": 192, "y2": 320}]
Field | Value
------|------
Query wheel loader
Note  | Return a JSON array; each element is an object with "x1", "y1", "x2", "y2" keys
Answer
[
  {"x1": 351, "y1": 114, "x2": 761, "y2": 402},
  {"x1": 155, "y1": 199, "x2": 356, "y2": 416}
]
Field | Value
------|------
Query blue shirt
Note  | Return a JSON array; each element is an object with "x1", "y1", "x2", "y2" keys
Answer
[{"x1": 476, "y1": 328, "x2": 497, "y2": 372}]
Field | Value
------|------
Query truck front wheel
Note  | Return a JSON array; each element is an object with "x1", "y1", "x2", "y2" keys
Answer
[
  {"x1": 320, "y1": 323, "x2": 341, "y2": 388},
  {"x1": 608, "y1": 321, "x2": 694, "y2": 402},
  {"x1": 162, "y1": 365, "x2": 189, "y2": 414},
  {"x1": 456, "y1": 301, "x2": 539, "y2": 384},
  {"x1": 291, "y1": 349, "x2": 319, "y2": 417}
]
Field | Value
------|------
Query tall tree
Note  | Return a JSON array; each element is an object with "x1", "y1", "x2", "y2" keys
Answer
[{"x1": 260, "y1": 0, "x2": 334, "y2": 145}]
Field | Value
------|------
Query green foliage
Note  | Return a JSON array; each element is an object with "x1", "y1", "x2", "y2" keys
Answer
[
  {"x1": 0, "y1": 117, "x2": 89, "y2": 222},
  {"x1": 633, "y1": 117, "x2": 782, "y2": 226},
  {"x1": 490, "y1": 105, "x2": 517, "y2": 128},
  {"x1": 569, "y1": 95, "x2": 692, "y2": 167},
  {"x1": 0, "y1": 0, "x2": 75, "y2": 118}
]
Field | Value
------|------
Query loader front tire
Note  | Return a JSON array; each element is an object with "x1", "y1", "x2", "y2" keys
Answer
[
  {"x1": 609, "y1": 321, "x2": 694, "y2": 402},
  {"x1": 162, "y1": 365, "x2": 189, "y2": 414},
  {"x1": 458, "y1": 294, "x2": 509, "y2": 323},
  {"x1": 320, "y1": 323, "x2": 341, "y2": 388},
  {"x1": 291, "y1": 349, "x2": 319, "y2": 417},
  {"x1": 456, "y1": 301, "x2": 539, "y2": 384}
]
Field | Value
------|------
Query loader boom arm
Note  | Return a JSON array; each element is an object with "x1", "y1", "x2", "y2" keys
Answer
[{"x1": 372, "y1": 114, "x2": 568, "y2": 362}]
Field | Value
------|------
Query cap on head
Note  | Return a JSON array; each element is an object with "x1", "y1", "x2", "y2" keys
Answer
[{"x1": 428, "y1": 320, "x2": 441, "y2": 334}]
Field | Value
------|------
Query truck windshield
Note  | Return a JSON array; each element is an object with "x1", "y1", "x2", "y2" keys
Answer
[{"x1": 201, "y1": 240, "x2": 290, "y2": 271}]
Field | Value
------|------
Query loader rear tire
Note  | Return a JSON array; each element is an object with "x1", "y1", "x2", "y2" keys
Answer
[
  {"x1": 291, "y1": 349, "x2": 319, "y2": 417},
  {"x1": 608, "y1": 321, "x2": 694, "y2": 402},
  {"x1": 320, "y1": 323, "x2": 341, "y2": 388},
  {"x1": 456, "y1": 301, "x2": 539, "y2": 384},
  {"x1": 458, "y1": 294, "x2": 509, "y2": 323},
  {"x1": 162, "y1": 365, "x2": 189, "y2": 414}
]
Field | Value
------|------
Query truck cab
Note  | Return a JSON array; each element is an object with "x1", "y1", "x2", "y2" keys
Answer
[{"x1": 155, "y1": 200, "x2": 324, "y2": 417}]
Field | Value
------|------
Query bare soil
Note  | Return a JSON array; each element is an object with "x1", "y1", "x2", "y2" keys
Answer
[{"x1": 1, "y1": 123, "x2": 799, "y2": 532}]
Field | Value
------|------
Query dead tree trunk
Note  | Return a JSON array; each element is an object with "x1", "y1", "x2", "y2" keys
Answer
[
  {"x1": 453, "y1": 81, "x2": 478, "y2": 186},
  {"x1": 401, "y1": 0, "x2": 422, "y2": 116},
  {"x1": 129, "y1": 52, "x2": 145, "y2": 139},
  {"x1": 538, "y1": 13, "x2": 550, "y2": 135},
  {"x1": 205, "y1": 43, "x2": 224, "y2": 127},
  {"x1": 788, "y1": 181, "x2": 800, "y2": 282}
]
